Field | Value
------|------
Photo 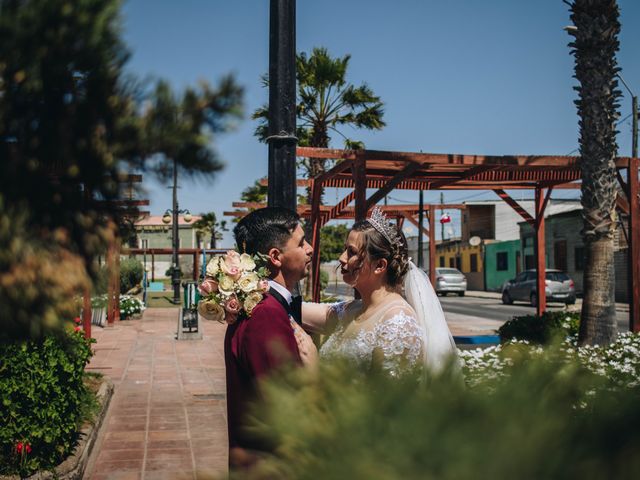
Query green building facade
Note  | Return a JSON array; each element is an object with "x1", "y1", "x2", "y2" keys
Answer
[{"x1": 484, "y1": 239, "x2": 521, "y2": 291}]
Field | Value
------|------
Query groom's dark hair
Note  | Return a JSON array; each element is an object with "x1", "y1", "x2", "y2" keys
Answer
[{"x1": 234, "y1": 207, "x2": 300, "y2": 255}]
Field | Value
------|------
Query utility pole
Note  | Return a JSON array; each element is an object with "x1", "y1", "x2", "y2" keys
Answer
[{"x1": 267, "y1": 0, "x2": 297, "y2": 211}]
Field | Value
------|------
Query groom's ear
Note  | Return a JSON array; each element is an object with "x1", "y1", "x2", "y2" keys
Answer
[{"x1": 268, "y1": 247, "x2": 283, "y2": 268}]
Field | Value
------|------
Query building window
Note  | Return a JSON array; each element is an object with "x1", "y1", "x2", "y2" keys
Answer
[
  {"x1": 439, "y1": 256, "x2": 445, "y2": 267},
  {"x1": 554, "y1": 240, "x2": 567, "y2": 272},
  {"x1": 496, "y1": 251, "x2": 509, "y2": 271},
  {"x1": 449, "y1": 257, "x2": 455, "y2": 268},
  {"x1": 575, "y1": 246, "x2": 585, "y2": 271},
  {"x1": 525, "y1": 254, "x2": 535, "y2": 270},
  {"x1": 470, "y1": 253, "x2": 478, "y2": 272}
]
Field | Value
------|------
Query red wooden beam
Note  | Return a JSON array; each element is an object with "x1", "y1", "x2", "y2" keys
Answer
[
  {"x1": 365, "y1": 162, "x2": 422, "y2": 209},
  {"x1": 353, "y1": 158, "x2": 367, "y2": 222},
  {"x1": 535, "y1": 187, "x2": 547, "y2": 316},
  {"x1": 401, "y1": 213, "x2": 430, "y2": 238},
  {"x1": 429, "y1": 205, "x2": 436, "y2": 285},
  {"x1": 428, "y1": 164, "x2": 500, "y2": 190},
  {"x1": 493, "y1": 189, "x2": 535, "y2": 226}
]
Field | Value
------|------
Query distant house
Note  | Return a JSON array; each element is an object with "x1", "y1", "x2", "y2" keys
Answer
[
  {"x1": 518, "y1": 206, "x2": 629, "y2": 301},
  {"x1": 132, "y1": 214, "x2": 202, "y2": 279},
  {"x1": 409, "y1": 199, "x2": 586, "y2": 291}
]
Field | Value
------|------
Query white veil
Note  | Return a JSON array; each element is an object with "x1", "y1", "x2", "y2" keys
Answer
[{"x1": 403, "y1": 261, "x2": 458, "y2": 374}]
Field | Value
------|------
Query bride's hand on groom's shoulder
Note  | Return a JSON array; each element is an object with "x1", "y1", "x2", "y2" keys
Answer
[{"x1": 291, "y1": 319, "x2": 319, "y2": 371}]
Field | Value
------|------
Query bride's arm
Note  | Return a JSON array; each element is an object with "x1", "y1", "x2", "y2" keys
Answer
[{"x1": 301, "y1": 302, "x2": 331, "y2": 334}]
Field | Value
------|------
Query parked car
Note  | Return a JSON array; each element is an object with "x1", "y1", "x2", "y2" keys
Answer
[
  {"x1": 434, "y1": 268, "x2": 467, "y2": 296},
  {"x1": 501, "y1": 269, "x2": 576, "y2": 306}
]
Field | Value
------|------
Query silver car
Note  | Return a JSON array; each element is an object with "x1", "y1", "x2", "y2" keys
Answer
[
  {"x1": 435, "y1": 268, "x2": 467, "y2": 296},
  {"x1": 501, "y1": 269, "x2": 576, "y2": 306}
]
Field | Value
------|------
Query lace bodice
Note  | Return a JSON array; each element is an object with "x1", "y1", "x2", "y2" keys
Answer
[{"x1": 319, "y1": 299, "x2": 424, "y2": 376}]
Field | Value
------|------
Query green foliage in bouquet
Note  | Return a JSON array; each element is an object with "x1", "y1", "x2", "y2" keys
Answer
[
  {"x1": 120, "y1": 258, "x2": 144, "y2": 294},
  {"x1": 498, "y1": 311, "x2": 580, "y2": 344},
  {"x1": 238, "y1": 348, "x2": 640, "y2": 480},
  {"x1": 0, "y1": 326, "x2": 97, "y2": 477}
]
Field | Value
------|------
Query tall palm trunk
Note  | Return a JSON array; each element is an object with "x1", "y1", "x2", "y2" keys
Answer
[{"x1": 568, "y1": 0, "x2": 621, "y2": 345}]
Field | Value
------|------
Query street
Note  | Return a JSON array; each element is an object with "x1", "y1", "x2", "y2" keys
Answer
[{"x1": 323, "y1": 282, "x2": 631, "y2": 334}]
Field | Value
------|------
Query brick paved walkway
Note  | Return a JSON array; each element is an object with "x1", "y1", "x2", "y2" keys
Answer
[{"x1": 84, "y1": 308, "x2": 228, "y2": 480}]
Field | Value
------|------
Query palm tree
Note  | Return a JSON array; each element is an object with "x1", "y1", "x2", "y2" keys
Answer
[
  {"x1": 567, "y1": 0, "x2": 621, "y2": 345},
  {"x1": 253, "y1": 47, "x2": 386, "y2": 201},
  {"x1": 193, "y1": 212, "x2": 228, "y2": 249}
]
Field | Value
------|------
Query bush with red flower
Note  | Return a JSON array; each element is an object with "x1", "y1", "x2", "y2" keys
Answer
[{"x1": 0, "y1": 320, "x2": 96, "y2": 476}]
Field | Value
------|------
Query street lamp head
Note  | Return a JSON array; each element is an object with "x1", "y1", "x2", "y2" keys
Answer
[
  {"x1": 184, "y1": 212, "x2": 192, "y2": 223},
  {"x1": 162, "y1": 213, "x2": 172, "y2": 225},
  {"x1": 563, "y1": 25, "x2": 577, "y2": 33}
]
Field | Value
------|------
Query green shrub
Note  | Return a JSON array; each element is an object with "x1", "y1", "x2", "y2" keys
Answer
[
  {"x1": 120, "y1": 258, "x2": 143, "y2": 294},
  {"x1": 0, "y1": 324, "x2": 96, "y2": 476},
  {"x1": 498, "y1": 310, "x2": 580, "y2": 344},
  {"x1": 240, "y1": 350, "x2": 640, "y2": 480}
]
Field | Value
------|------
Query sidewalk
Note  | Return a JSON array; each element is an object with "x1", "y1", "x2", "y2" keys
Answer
[{"x1": 84, "y1": 308, "x2": 228, "y2": 480}]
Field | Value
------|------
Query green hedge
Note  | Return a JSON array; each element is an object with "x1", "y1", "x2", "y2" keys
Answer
[
  {"x1": 239, "y1": 351, "x2": 640, "y2": 480},
  {"x1": 0, "y1": 323, "x2": 95, "y2": 477},
  {"x1": 120, "y1": 258, "x2": 143, "y2": 294},
  {"x1": 498, "y1": 311, "x2": 580, "y2": 344}
]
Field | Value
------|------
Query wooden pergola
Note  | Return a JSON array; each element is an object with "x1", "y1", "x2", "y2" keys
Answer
[
  {"x1": 226, "y1": 201, "x2": 467, "y2": 301},
  {"x1": 296, "y1": 146, "x2": 639, "y2": 332}
]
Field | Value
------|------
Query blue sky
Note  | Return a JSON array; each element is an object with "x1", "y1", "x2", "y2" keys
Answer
[{"x1": 122, "y1": 0, "x2": 639, "y2": 245}]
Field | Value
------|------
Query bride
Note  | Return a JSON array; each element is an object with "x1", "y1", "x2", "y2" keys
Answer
[{"x1": 294, "y1": 207, "x2": 458, "y2": 376}]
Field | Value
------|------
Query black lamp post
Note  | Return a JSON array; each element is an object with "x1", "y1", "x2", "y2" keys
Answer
[{"x1": 162, "y1": 159, "x2": 192, "y2": 304}]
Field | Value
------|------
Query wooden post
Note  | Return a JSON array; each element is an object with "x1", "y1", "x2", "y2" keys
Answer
[
  {"x1": 114, "y1": 240, "x2": 121, "y2": 322},
  {"x1": 629, "y1": 156, "x2": 639, "y2": 332},
  {"x1": 106, "y1": 240, "x2": 116, "y2": 325},
  {"x1": 354, "y1": 158, "x2": 367, "y2": 222},
  {"x1": 310, "y1": 179, "x2": 323, "y2": 302},
  {"x1": 193, "y1": 252, "x2": 199, "y2": 280},
  {"x1": 535, "y1": 187, "x2": 547, "y2": 316},
  {"x1": 429, "y1": 205, "x2": 436, "y2": 285},
  {"x1": 82, "y1": 285, "x2": 91, "y2": 339}
]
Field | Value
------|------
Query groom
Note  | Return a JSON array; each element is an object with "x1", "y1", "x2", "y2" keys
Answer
[{"x1": 225, "y1": 207, "x2": 313, "y2": 469}]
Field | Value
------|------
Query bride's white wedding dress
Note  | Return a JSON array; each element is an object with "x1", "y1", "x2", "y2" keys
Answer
[{"x1": 319, "y1": 299, "x2": 425, "y2": 376}]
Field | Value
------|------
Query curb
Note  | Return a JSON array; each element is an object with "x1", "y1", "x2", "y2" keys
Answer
[{"x1": 2, "y1": 377, "x2": 115, "y2": 480}]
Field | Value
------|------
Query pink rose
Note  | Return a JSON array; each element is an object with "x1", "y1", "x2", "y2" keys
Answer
[
  {"x1": 222, "y1": 252, "x2": 242, "y2": 280},
  {"x1": 198, "y1": 277, "x2": 218, "y2": 295},
  {"x1": 258, "y1": 279, "x2": 270, "y2": 292},
  {"x1": 224, "y1": 295, "x2": 241, "y2": 315}
]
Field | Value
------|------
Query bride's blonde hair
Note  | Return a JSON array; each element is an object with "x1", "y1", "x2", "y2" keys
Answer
[{"x1": 351, "y1": 220, "x2": 410, "y2": 287}]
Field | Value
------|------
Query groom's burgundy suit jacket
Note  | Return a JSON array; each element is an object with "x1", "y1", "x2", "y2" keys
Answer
[{"x1": 224, "y1": 293, "x2": 301, "y2": 454}]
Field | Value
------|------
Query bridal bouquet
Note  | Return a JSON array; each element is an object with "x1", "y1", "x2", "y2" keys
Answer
[{"x1": 197, "y1": 250, "x2": 270, "y2": 324}]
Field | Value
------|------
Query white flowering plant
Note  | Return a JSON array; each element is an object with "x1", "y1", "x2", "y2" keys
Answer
[
  {"x1": 459, "y1": 332, "x2": 640, "y2": 391},
  {"x1": 197, "y1": 250, "x2": 270, "y2": 323},
  {"x1": 119, "y1": 295, "x2": 145, "y2": 319}
]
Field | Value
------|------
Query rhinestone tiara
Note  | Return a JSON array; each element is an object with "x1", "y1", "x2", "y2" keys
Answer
[{"x1": 367, "y1": 207, "x2": 401, "y2": 245}]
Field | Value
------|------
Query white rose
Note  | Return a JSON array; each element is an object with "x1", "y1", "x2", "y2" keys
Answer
[
  {"x1": 237, "y1": 271, "x2": 259, "y2": 293},
  {"x1": 218, "y1": 275, "x2": 235, "y2": 295},
  {"x1": 206, "y1": 257, "x2": 221, "y2": 277},
  {"x1": 198, "y1": 299, "x2": 225, "y2": 323},
  {"x1": 239, "y1": 253, "x2": 256, "y2": 271},
  {"x1": 243, "y1": 291, "x2": 263, "y2": 315}
]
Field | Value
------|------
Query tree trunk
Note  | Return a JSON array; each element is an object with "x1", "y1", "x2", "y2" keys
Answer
[
  {"x1": 569, "y1": 0, "x2": 621, "y2": 346},
  {"x1": 579, "y1": 236, "x2": 617, "y2": 343}
]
